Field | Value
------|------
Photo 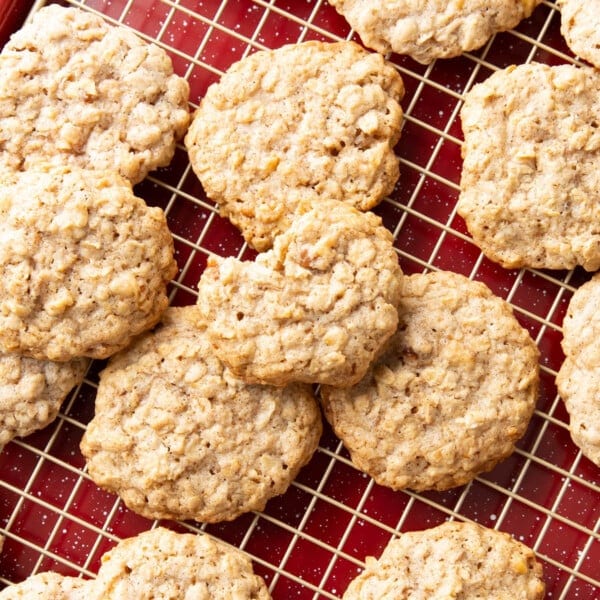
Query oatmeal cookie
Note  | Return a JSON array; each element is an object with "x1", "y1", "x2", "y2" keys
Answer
[
  {"x1": 457, "y1": 63, "x2": 600, "y2": 271},
  {"x1": 328, "y1": 1, "x2": 541, "y2": 64},
  {"x1": 556, "y1": 273, "x2": 600, "y2": 466},
  {"x1": 185, "y1": 41, "x2": 403, "y2": 251},
  {"x1": 0, "y1": 166, "x2": 177, "y2": 361},
  {"x1": 0, "y1": 4, "x2": 189, "y2": 184},
  {"x1": 558, "y1": 0, "x2": 600, "y2": 69},
  {"x1": 80, "y1": 306, "x2": 321, "y2": 522},
  {"x1": 321, "y1": 271, "x2": 539, "y2": 491},
  {"x1": 0, "y1": 354, "x2": 88, "y2": 452},
  {"x1": 0, "y1": 528, "x2": 270, "y2": 599},
  {"x1": 0, "y1": 572, "x2": 87, "y2": 599},
  {"x1": 196, "y1": 201, "x2": 402, "y2": 387},
  {"x1": 343, "y1": 521, "x2": 545, "y2": 599},
  {"x1": 93, "y1": 528, "x2": 271, "y2": 599},
  {"x1": 459, "y1": 62, "x2": 600, "y2": 271}
]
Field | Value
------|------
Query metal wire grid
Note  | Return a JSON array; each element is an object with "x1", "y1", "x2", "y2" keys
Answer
[{"x1": 0, "y1": 0, "x2": 598, "y2": 597}]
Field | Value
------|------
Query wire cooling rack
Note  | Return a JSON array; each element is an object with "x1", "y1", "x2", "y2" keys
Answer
[{"x1": 0, "y1": 0, "x2": 598, "y2": 597}]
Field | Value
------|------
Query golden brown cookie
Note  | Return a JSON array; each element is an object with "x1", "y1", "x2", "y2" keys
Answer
[
  {"x1": 0, "y1": 166, "x2": 177, "y2": 361},
  {"x1": 81, "y1": 307, "x2": 322, "y2": 522},
  {"x1": 558, "y1": 0, "x2": 600, "y2": 68},
  {"x1": 459, "y1": 62, "x2": 600, "y2": 271},
  {"x1": 0, "y1": 5, "x2": 189, "y2": 184},
  {"x1": 93, "y1": 528, "x2": 271, "y2": 599},
  {"x1": 196, "y1": 200, "x2": 403, "y2": 387},
  {"x1": 328, "y1": 0, "x2": 542, "y2": 64},
  {"x1": 0, "y1": 354, "x2": 89, "y2": 451},
  {"x1": 343, "y1": 521, "x2": 545, "y2": 599},
  {"x1": 321, "y1": 271, "x2": 539, "y2": 491},
  {"x1": 556, "y1": 273, "x2": 600, "y2": 466},
  {"x1": 186, "y1": 41, "x2": 403, "y2": 250}
]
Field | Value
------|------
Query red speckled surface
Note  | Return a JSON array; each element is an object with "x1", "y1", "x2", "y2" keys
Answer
[{"x1": 0, "y1": 1, "x2": 598, "y2": 598}]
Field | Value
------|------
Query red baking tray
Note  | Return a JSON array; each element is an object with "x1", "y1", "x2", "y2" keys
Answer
[{"x1": 0, "y1": 1, "x2": 598, "y2": 598}]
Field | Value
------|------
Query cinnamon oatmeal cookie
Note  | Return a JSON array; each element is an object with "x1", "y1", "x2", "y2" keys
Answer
[
  {"x1": 0, "y1": 166, "x2": 177, "y2": 361},
  {"x1": 0, "y1": 4, "x2": 189, "y2": 184},
  {"x1": 556, "y1": 273, "x2": 600, "y2": 466},
  {"x1": 321, "y1": 271, "x2": 539, "y2": 491},
  {"x1": 328, "y1": 0, "x2": 542, "y2": 64},
  {"x1": 185, "y1": 41, "x2": 403, "y2": 251},
  {"x1": 80, "y1": 306, "x2": 321, "y2": 523},
  {"x1": 196, "y1": 200, "x2": 403, "y2": 387},
  {"x1": 558, "y1": 0, "x2": 600, "y2": 69},
  {"x1": 343, "y1": 521, "x2": 545, "y2": 599},
  {"x1": 0, "y1": 354, "x2": 89, "y2": 452},
  {"x1": 93, "y1": 528, "x2": 271, "y2": 599},
  {"x1": 459, "y1": 62, "x2": 600, "y2": 271}
]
